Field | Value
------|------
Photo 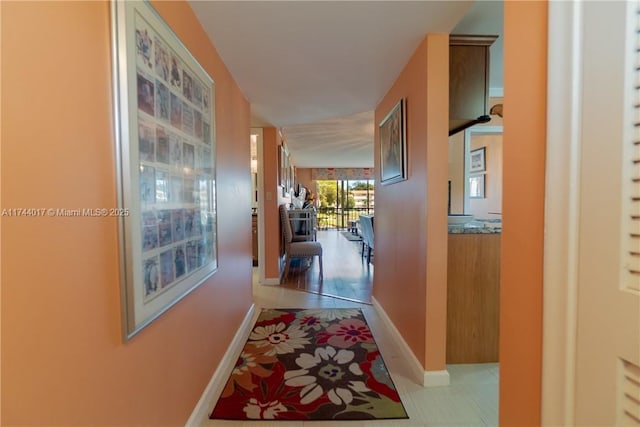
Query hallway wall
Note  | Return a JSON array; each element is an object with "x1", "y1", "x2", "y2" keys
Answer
[
  {"x1": 261, "y1": 127, "x2": 289, "y2": 281},
  {"x1": 500, "y1": 1, "x2": 547, "y2": 424},
  {"x1": 1, "y1": 1, "x2": 252, "y2": 425},
  {"x1": 295, "y1": 168, "x2": 315, "y2": 196},
  {"x1": 373, "y1": 34, "x2": 449, "y2": 374}
]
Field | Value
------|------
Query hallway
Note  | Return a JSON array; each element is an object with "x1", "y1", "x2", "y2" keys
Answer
[{"x1": 280, "y1": 229, "x2": 373, "y2": 303}]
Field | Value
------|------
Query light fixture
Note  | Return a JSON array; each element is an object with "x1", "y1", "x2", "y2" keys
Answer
[{"x1": 490, "y1": 104, "x2": 503, "y2": 118}]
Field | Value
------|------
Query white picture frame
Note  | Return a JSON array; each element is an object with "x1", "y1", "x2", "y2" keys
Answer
[
  {"x1": 469, "y1": 174, "x2": 486, "y2": 198},
  {"x1": 470, "y1": 147, "x2": 486, "y2": 173},
  {"x1": 112, "y1": 0, "x2": 217, "y2": 340}
]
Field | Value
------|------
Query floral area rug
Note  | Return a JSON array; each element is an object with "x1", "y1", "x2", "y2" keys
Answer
[{"x1": 210, "y1": 308, "x2": 408, "y2": 421}]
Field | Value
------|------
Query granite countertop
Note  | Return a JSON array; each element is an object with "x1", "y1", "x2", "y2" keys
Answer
[{"x1": 448, "y1": 219, "x2": 502, "y2": 234}]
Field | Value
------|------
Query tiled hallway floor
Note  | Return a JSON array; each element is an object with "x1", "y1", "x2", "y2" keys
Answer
[{"x1": 198, "y1": 272, "x2": 499, "y2": 426}]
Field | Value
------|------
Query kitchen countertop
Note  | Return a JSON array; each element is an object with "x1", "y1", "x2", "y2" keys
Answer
[{"x1": 448, "y1": 219, "x2": 502, "y2": 234}]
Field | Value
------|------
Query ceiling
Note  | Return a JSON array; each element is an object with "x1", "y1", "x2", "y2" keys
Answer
[{"x1": 189, "y1": 1, "x2": 503, "y2": 169}]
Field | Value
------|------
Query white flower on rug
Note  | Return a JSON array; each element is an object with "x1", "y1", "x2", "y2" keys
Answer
[
  {"x1": 243, "y1": 398, "x2": 287, "y2": 419},
  {"x1": 284, "y1": 346, "x2": 369, "y2": 405},
  {"x1": 302, "y1": 308, "x2": 361, "y2": 321},
  {"x1": 249, "y1": 322, "x2": 310, "y2": 355}
]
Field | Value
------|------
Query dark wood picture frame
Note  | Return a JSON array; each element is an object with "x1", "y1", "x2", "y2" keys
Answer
[{"x1": 379, "y1": 99, "x2": 407, "y2": 185}]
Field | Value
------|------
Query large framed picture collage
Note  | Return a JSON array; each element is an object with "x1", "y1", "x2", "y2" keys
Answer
[{"x1": 112, "y1": 1, "x2": 217, "y2": 339}]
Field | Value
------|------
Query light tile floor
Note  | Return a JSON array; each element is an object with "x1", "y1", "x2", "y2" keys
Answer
[{"x1": 201, "y1": 272, "x2": 498, "y2": 426}]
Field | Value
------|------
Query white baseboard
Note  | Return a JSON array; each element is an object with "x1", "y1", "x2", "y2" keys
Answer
[
  {"x1": 371, "y1": 297, "x2": 450, "y2": 388},
  {"x1": 261, "y1": 278, "x2": 280, "y2": 286},
  {"x1": 185, "y1": 304, "x2": 258, "y2": 426},
  {"x1": 424, "y1": 369, "x2": 450, "y2": 387}
]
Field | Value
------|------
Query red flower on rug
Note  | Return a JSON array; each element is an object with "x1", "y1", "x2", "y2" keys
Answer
[
  {"x1": 210, "y1": 308, "x2": 408, "y2": 421},
  {"x1": 317, "y1": 318, "x2": 375, "y2": 348},
  {"x1": 360, "y1": 349, "x2": 403, "y2": 401},
  {"x1": 298, "y1": 315, "x2": 326, "y2": 331}
]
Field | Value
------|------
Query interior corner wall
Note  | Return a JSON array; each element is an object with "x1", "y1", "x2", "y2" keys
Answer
[
  {"x1": 372, "y1": 33, "x2": 449, "y2": 373},
  {"x1": 1, "y1": 1, "x2": 252, "y2": 425},
  {"x1": 295, "y1": 168, "x2": 314, "y2": 193},
  {"x1": 500, "y1": 1, "x2": 547, "y2": 424}
]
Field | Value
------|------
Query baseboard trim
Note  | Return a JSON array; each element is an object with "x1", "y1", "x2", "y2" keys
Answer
[
  {"x1": 261, "y1": 277, "x2": 280, "y2": 286},
  {"x1": 424, "y1": 369, "x2": 451, "y2": 387},
  {"x1": 185, "y1": 304, "x2": 258, "y2": 426},
  {"x1": 371, "y1": 297, "x2": 450, "y2": 387}
]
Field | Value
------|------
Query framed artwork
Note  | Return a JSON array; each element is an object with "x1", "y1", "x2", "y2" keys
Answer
[
  {"x1": 290, "y1": 164, "x2": 295, "y2": 193},
  {"x1": 277, "y1": 145, "x2": 283, "y2": 187},
  {"x1": 112, "y1": 1, "x2": 218, "y2": 340},
  {"x1": 470, "y1": 147, "x2": 486, "y2": 173},
  {"x1": 279, "y1": 144, "x2": 292, "y2": 197},
  {"x1": 469, "y1": 174, "x2": 486, "y2": 198},
  {"x1": 278, "y1": 145, "x2": 285, "y2": 194},
  {"x1": 379, "y1": 99, "x2": 407, "y2": 185}
]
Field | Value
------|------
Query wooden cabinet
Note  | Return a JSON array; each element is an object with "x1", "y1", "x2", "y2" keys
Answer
[
  {"x1": 449, "y1": 35, "x2": 498, "y2": 136},
  {"x1": 252, "y1": 214, "x2": 258, "y2": 266},
  {"x1": 446, "y1": 233, "x2": 501, "y2": 363}
]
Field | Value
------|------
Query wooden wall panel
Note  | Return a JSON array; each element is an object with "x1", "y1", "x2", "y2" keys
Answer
[{"x1": 447, "y1": 233, "x2": 501, "y2": 363}]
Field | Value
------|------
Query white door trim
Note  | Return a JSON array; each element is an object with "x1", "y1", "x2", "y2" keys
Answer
[
  {"x1": 542, "y1": 1, "x2": 583, "y2": 425},
  {"x1": 250, "y1": 128, "x2": 267, "y2": 284}
]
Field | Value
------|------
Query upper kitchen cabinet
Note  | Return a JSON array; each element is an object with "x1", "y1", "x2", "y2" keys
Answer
[{"x1": 449, "y1": 35, "x2": 498, "y2": 136}]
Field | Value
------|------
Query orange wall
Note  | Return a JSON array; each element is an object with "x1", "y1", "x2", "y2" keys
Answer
[
  {"x1": 500, "y1": 1, "x2": 547, "y2": 425},
  {"x1": 295, "y1": 168, "x2": 314, "y2": 194},
  {"x1": 1, "y1": 1, "x2": 252, "y2": 425},
  {"x1": 373, "y1": 34, "x2": 449, "y2": 371}
]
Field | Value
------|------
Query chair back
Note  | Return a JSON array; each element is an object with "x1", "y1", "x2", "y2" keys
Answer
[
  {"x1": 359, "y1": 215, "x2": 374, "y2": 249},
  {"x1": 279, "y1": 204, "x2": 293, "y2": 244}
]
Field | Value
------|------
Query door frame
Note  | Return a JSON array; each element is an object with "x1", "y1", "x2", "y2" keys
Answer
[
  {"x1": 541, "y1": 0, "x2": 638, "y2": 422},
  {"x1": 250, "y1": 128, "x2": 267, "y2": 284},
  {"x1": 542, "y1": 1, "x2": 583, "y2": 425}
]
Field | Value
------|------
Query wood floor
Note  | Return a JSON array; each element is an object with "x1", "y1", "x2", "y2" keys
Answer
[
  {"x1": 197, "y1": 271, "x2": 499, "y2": 426},
  {"x1": 281, "y1": 229, "x2": 373, "y2": 303}
]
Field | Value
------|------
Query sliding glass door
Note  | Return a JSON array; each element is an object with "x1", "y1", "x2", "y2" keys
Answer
[{"x1": 316, "y1": 180, "x2": 374, "y2": 229}]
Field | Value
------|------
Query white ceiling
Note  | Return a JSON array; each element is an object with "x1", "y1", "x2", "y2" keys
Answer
[
  {"x1": 189, "y1": 1, "x2": 503, "y2": 169},
  {"x1": 282, "y1": 111, "x2": 375, "y2": 168}
]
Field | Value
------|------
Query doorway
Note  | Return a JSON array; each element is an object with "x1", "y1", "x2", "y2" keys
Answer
[{"x1": 279, "y1": 179, "x2": 375, "y2": 303}]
